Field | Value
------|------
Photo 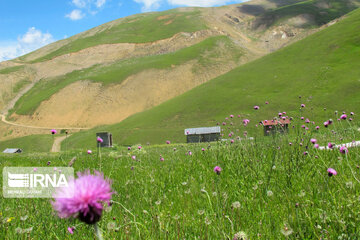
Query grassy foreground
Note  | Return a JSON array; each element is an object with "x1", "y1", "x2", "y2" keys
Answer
[{"x1": 1, "y1": 125, "x2": 360, "y2": 239}]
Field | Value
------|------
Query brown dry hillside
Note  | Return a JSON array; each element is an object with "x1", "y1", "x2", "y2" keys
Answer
[{"x1": 0, "y1": 0, "x2": 358, "y2": 140}]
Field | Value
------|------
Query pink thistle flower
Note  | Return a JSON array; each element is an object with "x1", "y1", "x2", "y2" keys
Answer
[
  {"x1": 340, "y1": 114, "x2": 347, "y2": 120},
  {"x1": 52, "y1": 170, "x2": 113, "y2": 225},
  {"x1": 166, "y1": 140, "x2": 170, "y2": 144},
  {"x1": 310, "y1": 138, "x2": 317, "y2": 144},
  {"x1": 265, "y1": 101, "x2": 269, "y2": 104},
  {"x1": 201, "y1": 148, "x2": 205, "y2": 151},
  {"x1": 301, "y1": 104, "x2": 305, "y2": 108},
  {"x1": 33, "y1": 168, "x2": 37, "y2": 172},
  {"x1": 68, "y1": 227, "x2": 74, "y2": 234},
  {"x1": 350, "y1": 112, "x2": 354, "y2": 115},
  {"x1": 328, "y1": 119, "x2": 333, "y2": 124},
  {"x1": 349, "y1": 118, "x2": 353, "y2": 121},
  {"x1": 47, "y1": 161, "x2": 51, "y2": 165},
  {"x1": 222, "y1": 122, "x2": 226, "y2": 126},
  {"x1": 231, "y1": 139, "x2": 234, "y2": 143},
  {"x1": 242, "y1": 119, "x2": 250, "y2": 125},
  {"x1": 323, "y1": 121, "x2": 329, "y2": 128},
  {"x1": 188, "y1": 151, "x2": 192, "y2": 156},
  {"x1": 186, "y1": 131, "x2": 190, "y2": 135},
  {"x1": 254, "y1": 106, "x2": 259, "y2": 110},
  {"x1": 128, "y1": 147, "x2": 131, "y2": 150},
  {"x1": 228, "y1": 133, "x2": 232, "y2": 137},
  {"x1": 230, "y1": 114, "x2": 234, "y2": 118},
  {"x1": 339, "y1": 146, "x2": 348, "y2": 154},
  {"x1": 131, "y1": 155, "x2": 136, "y2": 160},
  {"x1": 282, "y1": 117, "x2": 286, "y2": 120},
  {"x1": 278, "y1": 113, "x2": 282, "y2": 117},
  {"x1": 51, "y1": 129, "x2": 57, "y2": 135},
  {"x1": 213, "y1": 166, "x2": 222, "y2": 175},
  {"x1": 225, "y1": 117, "x2": 229, "y2": 120},
  {"x1": 314, "y1": 144, "x2": 319, "y2": 149},
  {"x1": 327, "y1": 168, "x2": 337, "y2": 177},
  {"x1": 138, "y1": 146, "x2": 142, "y2": 150},
  {"x1": 303, "y1": 151, "x2": 308, "y2": 155},
  {"x1": 301, "y1": 125, "x2": 305, "y2": 129},
  {"x1": 173, "y1": 148, "x2": 177, "y2": 151},
  {"x1": 305, "y1": 119, "x2": 310, "y2": 123},
  {"x1": 328, "y1": 142, "x2": 334, "y2": 149},
  {"x1": 283, "y1": 112, "x2": 286, "y2": 115},
  {"x1": 97, "y1": 137, "x2": 103, "y2": 143},
  {"x1": 289, "y1": 142, "x2": 292, "y2": 146},
  {"x1": 300, "y1": 117, "x2": 304, "y2": 120},
  {"x1": 160, "y1": 157, "x2": 164, "y2": 162},
  {"x1": 305, "y1": 127, "x2": 309, "y2": 130},
  {"x1": 87, "y1": 150, "x2": 92, "y2": 155},
  {"x1": 315, "y1": 126, "x2": 320, "y2": 130}
]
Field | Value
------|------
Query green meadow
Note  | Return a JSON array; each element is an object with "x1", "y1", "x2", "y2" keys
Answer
[{"x1": 1, "y1": 125, "x2": 360, "y2": 239}]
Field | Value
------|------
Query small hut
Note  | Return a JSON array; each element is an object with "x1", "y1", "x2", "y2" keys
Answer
[
  {"x1": 3, "y1": 148, "x2": 22, "y2": 153},
  {"x1": 261, "y1": 119, "x2": 290, "y2": 136},
  {"x1": 185, "y1": 127, "x2": 221, "y2": 143},
  {"x1": 96, "y1": 132, "x2": 113, "y2": 147}
]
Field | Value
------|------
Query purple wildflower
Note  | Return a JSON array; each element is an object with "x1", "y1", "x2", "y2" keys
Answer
[
  {"x1": 52, "y1": 170, "x2": 113, "y2": 225},
  {"x1": 327, "y1": 168, "x2": 337, "y2": 177},
  {"x1": 339, "y1": 146, "x2": 348, "y2": 154},
  {"x1": 214, "y1": 166, "x2": 222, "y2": 175}
]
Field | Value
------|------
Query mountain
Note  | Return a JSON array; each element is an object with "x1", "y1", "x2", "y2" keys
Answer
[
  {"x1": 0, "y1": 0, "x2": 358, "y2": 139},
  {"x1": 63, "y1": 6, "x2": 360, "y2": 149}
]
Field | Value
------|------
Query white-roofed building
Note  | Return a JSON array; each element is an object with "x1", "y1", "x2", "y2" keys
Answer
[{"x1": 184, "y1": 127, "x2": 221, "y2": 143}]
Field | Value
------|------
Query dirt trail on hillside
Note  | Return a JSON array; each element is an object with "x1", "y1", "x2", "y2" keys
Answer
[
  {"x1": 0, "y1": 114, "x2": 89, "y2": 130},
  {"x1": 51, "y1": 135, "x2": 70, "y2": 152}
]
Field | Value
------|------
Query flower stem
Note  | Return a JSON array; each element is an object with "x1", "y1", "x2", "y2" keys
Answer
[{"x1": 94, "y1": 223, "x2": 103, "y2": 240}]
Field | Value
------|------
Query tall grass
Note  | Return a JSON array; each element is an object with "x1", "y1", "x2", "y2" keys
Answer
[{"x1": 0, "y1": 123, "x2": 359, "y2": 239}]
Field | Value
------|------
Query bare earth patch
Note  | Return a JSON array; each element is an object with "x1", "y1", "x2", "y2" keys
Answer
[{"x1": 12, "y1": 60, "x2": 237, "y2": 127}]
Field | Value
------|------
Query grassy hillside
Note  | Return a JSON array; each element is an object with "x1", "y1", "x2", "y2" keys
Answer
[
  {"x1": 64, "y1": 8, "x2": 360, "y2": 149},
  {"x1": 10, "y1": 36, "x2": 240, "y2": 116},
  {"x1": 252, "y1": 0, "x2": 359, "y2": 29},
  {"x1": 23, "y1": 10, "x2": 206, "y2": 63},
  {"x1": 0, "y1": 134, "x2": 53, "y2": 153}
]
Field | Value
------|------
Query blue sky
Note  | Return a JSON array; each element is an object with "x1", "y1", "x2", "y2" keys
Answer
[{"x1": 0, "y1": 0, "x2": 245, "y2": 62}]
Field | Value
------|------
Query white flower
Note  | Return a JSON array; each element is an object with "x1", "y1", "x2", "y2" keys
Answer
[
  {"x1": 234, "y1": 231, "x2": 248, "y2": 240},
  {"x1": 267, "y1": 190, "x2": 273, "y2": 197},
  {"x1": 231, "y1": 201, "x2": 241, "y2": 209},
  {"x1": 198, "y1": 209, "x2": 205, "y2": 215}
]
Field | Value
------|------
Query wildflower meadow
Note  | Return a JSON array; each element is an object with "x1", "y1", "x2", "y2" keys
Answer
[{"x1": 1, "y1": 105, "x2": 360, "y2": 239}]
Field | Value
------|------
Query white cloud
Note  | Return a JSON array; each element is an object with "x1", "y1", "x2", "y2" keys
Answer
[
  {"x1": 134, "y1": 0, "x2": 162, "y2": 12},
  {"x1": 65, "y1": 9, "x2": 85, "y2": 20},
  {"x1": 168, "y1": 0, "x2": 242, "y2": 7},
  {"x1": 0, "y1": 27, "x2": 55, "y2": 62},
  {"x1": 72, "y1": 0, "x2": 87, "y2": 8},
  {"x1": 71, "y1": 0, "x2": 106, "y2": 9},
  {"x1": 134, "y1": 0, "x2": 246, "y2": 11},
  {"x1": 96, "y1": 0, "x2": 106, "y2": 8}
]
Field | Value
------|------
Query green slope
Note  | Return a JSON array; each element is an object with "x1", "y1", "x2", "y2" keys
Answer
[
  {"x1": 11, "y1": 36, "x2": 240, "y2": 116},
  {"x1": 22, "y1": 10, "x2": 206, "y2": 63},
  {"x1": 252, "y1": 0, "x2": 359, "y2": 28},
  {"x1": 0, "y1": 134, "x2": 54, "y2": 153},
  {"x1": 64, "y1": 8, "x2": 360, "y2": 149}
]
